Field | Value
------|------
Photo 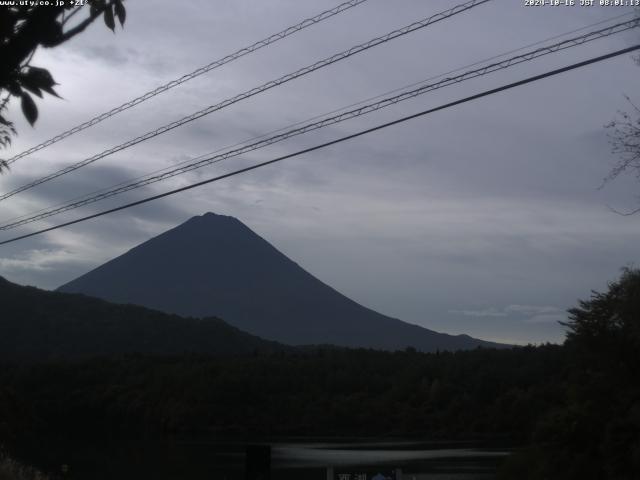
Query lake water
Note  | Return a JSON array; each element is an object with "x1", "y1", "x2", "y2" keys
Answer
[{"x1": 21, "y1": 439, "x2": 509, "y2": 479}]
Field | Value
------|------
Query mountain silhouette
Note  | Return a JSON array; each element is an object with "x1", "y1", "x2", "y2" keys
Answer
[
  {"x1": 0, "y1": 275, "x2": 284, "y2": 361},
  {"x1": 58, "y1": 213, "x2": 503, "y2": 351}
]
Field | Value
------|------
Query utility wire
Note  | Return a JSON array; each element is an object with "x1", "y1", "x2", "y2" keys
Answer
[
  {"x1": 0, "y1": 0, "x2": 492, "y2": 202},
  {"x1": 1, "y1": 17, "x2": 636, "y2": 230},
  {"x1": 1, "y1": 11, "x2": 635, "y2": 226},
  {"x1": 2, "y1": 8, "x2": 633, "y2": 229},
  {"x1": 9, "y1": 6, "x2": 630, "y2": 227},
  {"x1": 4, "y1": 0, "x2": 371, "y2": 166},
  {"x1": 1, "y1": 44, "x2": 637, "y2": 247}
]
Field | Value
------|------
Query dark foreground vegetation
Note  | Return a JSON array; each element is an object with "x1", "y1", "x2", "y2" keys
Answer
[
  {"x1": 0, "y1": 269, "x2": 638, "y2": 479},
  {"x1": 0, "y1": 276, "x2": 285, "y2": 361}
]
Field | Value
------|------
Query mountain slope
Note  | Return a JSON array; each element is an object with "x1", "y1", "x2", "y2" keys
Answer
[
  {"x1": 0, "y1": 276, "x2": 284, "y2": 361},
  {"x1": 58, "y1": 212, "x2": 504, "y2": 351}
]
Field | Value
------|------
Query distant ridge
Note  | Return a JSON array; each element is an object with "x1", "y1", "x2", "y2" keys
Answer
[
  {"x1": 0, "y1": 275, "x2": 284, "y2": 361},
  {"x1": 58, "y1": 213, "x2": 505, "y2": 352}
]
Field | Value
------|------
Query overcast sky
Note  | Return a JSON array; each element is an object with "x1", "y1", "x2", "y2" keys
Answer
[{"x1": 1, "y1": 0, "x2": 639, "y2": 344}]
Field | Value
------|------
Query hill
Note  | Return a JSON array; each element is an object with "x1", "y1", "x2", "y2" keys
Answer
[
  {"x1": 58, "y1": 212, "x2": 504, "y2": 351},
  {"x1": 0, "y1": 276, "x2": 283, "y2": 361}
]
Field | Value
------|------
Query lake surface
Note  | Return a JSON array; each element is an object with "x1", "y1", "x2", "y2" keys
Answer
[{"x1": 21, "y1": 439, "x2": 509, "y2": 479}]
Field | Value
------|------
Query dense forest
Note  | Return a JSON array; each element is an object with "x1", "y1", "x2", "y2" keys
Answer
[
  {"x1": 0, "y1": 276, "x2": 285, "y2": 360},
  {"x1": 0, "y1": 269, "x2": 638, "y2": 479},
  {"x1": 0, "y1": 346, "x2": 565, "y2": 441}
]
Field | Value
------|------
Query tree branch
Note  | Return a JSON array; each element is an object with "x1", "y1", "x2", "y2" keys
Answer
[
  {"x1": 61, "y1": 5, "x2": 84, "y2": 26},
  {"x1": 606, "y1": 204, "x2": 640, "y2": 216},
  {"x1": 54, "y1": 3, "x2": 110, "y2": 46}
]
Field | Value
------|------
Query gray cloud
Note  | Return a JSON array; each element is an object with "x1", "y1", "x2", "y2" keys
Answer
[
  {"x1": 450, "y1": 304, "x2": 565, "y2": 327},
  {"x1": 80, "y1": 45, "x2": 138, "y2": 67},
  {"x1": 449, "y1": 308, "x2": 508, "y2": 318},
  {"x1": 525, "y1": 313, "x2": 567, "y2": 325}
]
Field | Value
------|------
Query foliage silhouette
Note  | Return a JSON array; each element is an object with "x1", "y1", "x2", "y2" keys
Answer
[
  {"x1": 0, "y1": 0, "x2": 126, "y2": 170},
  {"x1": 501, "y1": 267, "x2": 640, "y2": 479}
]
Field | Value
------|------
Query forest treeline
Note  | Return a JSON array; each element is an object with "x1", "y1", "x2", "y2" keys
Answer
[
  {"x1": 0, "y1": 345, "x2": 565, "y2": 441},
  {"x1": 0, "y1": 276, "x2": 285, "y2": 361},
  {"x1": 0, "y1": 269, "x2": 638, "y2": 479}
]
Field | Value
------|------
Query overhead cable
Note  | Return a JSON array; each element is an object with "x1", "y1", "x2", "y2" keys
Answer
[
  {"x1": 1, "y1": 44, "x2": 637, "y2": 246},
  {"x1": 1, "y1": 17, "x2": 637, "y2": 230},
  {"x1": 4, "y1": 0, "x2": 371, "y2": 166},
  {"x1": 0, "y1": 0, "x2": 492, "y2": 202}
]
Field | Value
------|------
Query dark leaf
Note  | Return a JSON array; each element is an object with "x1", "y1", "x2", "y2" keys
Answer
[
  {"x1": 21, "y1": 92, "x2": 38, "y2": 126},
  {"x1": 42, "y1": 86, "x2": 62, "y2": 99},
  {"x1": 104, "y1": 5, "x2": 115, "y2": 31},
  {"x1": 28, "y1": 67, "x2": 62, "y2": 98},
  {"x1": 7, "y1": 82, "x2": 22, "y2": 97},
  {"x1": 90, "y1": 0, "x2": 106, "y2": 17},
  {"x1": 114, "y1": 0, "x2": 126, "y2": 26},
  {"x1": 39, "y1": 21, "x2": 63, "y2": 47},
  {"x1": 26, "y1": 67, "x2": 56, "y2": 88},
  {"x1": 19, "y1": 67, "x2": 61, "y2": 99},
  {"x1": 20, "y1": 83, "x2": 43, "y2": 98}
]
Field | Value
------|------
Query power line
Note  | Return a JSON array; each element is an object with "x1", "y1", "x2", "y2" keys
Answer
[
  {"x1": 2, "y1": 11, "x2": 635, "y2": 227},
  {"x1": 1, "y1": 44, "x2": 637, "y2": 247},
  {"x1": 2, "y1": 17, "x2": 637, "y2": 231},
  {"x1": 4, "y1": 0, "x2": 371, "y2": 166},
  {"x1": 0, "y1": 0, "x2": 492, "y2": 203},
  {"x1": 33, "y1": 0, "x2": 619, "y2": 228},
  {"x1": 6, "y1": 9, "x2": 633, "y2": 230}
]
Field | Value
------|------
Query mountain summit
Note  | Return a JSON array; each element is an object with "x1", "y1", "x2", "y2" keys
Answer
[{"x1": 58, "y1": 213, "x2": 502, "y2": 351}]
